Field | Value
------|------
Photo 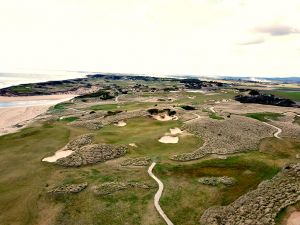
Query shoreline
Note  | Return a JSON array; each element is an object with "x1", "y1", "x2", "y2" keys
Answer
[
  {"x1": 0, "y1": 95, "x2": 76, "y2": 136},
  {"x1": 0, "y1": 94, "x2": 76, "y2": 103}
]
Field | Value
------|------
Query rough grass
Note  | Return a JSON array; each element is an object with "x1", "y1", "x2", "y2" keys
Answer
[
  {"x1": 0, "y1": 116, "x2": 201, "y2": 225},
  {"x1": 294, "y1": 116, "x2": 300, "y2": 125},
  {"x1": 209, "y1": 112, "x2": 224, "y2": 120},
  {"x1": 59, "y1": 116, "x2": 79, "y2": 122},
  {"x1": 53, "y1": 102, "x2": 74, "y2": 110},
  {"x1": 174, "y1": 91, "x2": 236, "y2": 105},
  {"x1": 246, "y1": 112, "x2": 283, "y2": 122},
  {"x1": 0, "y1": 121, "x2": 161, "y2": 225},
  {"x1": 0, "y1": 123, "x2": 71, "y2": 225},
  {"x1": 155, "y1": 154, "x2": 280, "y2": 224},
  {"x1": 269, "y1": 91, "x2": 300, "y2": 102},
  {"x1": 259, "y1": 137, "x2": 300, "y2": 159},
  {"x1": 89, "y1": 102, "x2": 157, "y2": 112},
  {"x1": 89, "y1": 104, "x2": 119, "y2": 111},
  {"x1": 10, "y1": 85, "x2": 33, "y2": 93}
]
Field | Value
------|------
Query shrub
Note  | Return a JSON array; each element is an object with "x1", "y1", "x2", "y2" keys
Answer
[{"x1": 181, "y1": 105, "x2": 196, "y2": 110}]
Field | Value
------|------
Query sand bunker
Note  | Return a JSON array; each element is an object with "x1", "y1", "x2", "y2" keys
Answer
[
  {"x1": 186, "y1": 90, "x2": 205, "y2": 93},
  {"x1": 159, "y1": 136, "x2": 179, "y2": 144},
  {"x1": 129, "y1": 143, "x2": 137, "y2": 147},
  {"x1": 153, "y1": 114, "x2": 178, "y2": 121},
  {"x1": 169, "y1": 127, "x2": 183, "y2": 135},
  {"x1": 42, "y1": 150, "x2": 74, "y2": 162},
  {"x1": 114, "y1": 120, "x2": 127, "y2": 127},
  {"x1": 287, "y1": 211, "x2": 300, "y2": 225}
]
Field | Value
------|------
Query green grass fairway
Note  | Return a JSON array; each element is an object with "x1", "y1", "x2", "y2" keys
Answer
[
  {"x1": 94, "y1": 117, "x2": 203, "y2": 160},
  {"x1": 269, "y1": 91, "x2": 300, "y2": 102},
  {"x1": 59, "y1": 116, "x2": 79, "y2": 122},
  {"x1": 89, "y1": 103, "x2": 119, "y2": 111},
  {"x1": 174, "y1": 91, "x2": 236, "y2": 105},
  {"x1": 246, "y1": 112, "x2": 283, "y2": 122},
  {"x1": 89, "y1": 102, "x2": 159, "y2": 112},
  {"x1": 209, "y1": 112, "x2": 224, "y2": 120}
]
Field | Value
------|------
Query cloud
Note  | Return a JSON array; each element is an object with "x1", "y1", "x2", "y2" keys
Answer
[
  {"x1": 255, "y1": 24, "x2": 300, "y2": 36},
  {"x1": 239, "y1": 37, "x2": 265, "y2": 45}
]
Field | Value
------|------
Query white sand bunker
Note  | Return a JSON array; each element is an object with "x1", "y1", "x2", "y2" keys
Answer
[
  {"x1": 286, "y1": 211, "x2": 300, "y2": 225},
  {"x1": 159, "y1": 136, "x2": 179, "y2": 144},
  {"x1": 42, "y1": 150, "x2": 74, "y2": 162},
  {"x1": 114, "y1": 120, "x2": 127, "y2": 127},
  {"x1": 129, "y1": 143, "x2": 137, "y2": 147},
  {"x1": 153, "y1": 114, "x2": 178, "y2": 121},
  {"x1": 287, "y1": 211, "x2": 300, "y2": 225},
  {"x1": 169, "y1": 127, "x2": 183, "y2": 135}
]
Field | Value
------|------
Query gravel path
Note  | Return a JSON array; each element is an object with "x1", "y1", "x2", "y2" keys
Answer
[
  {"x1": 115, "y1": 96, "x2": 120, "y2": 103},
  {"x1": 263, "y1": 122, "x2": 282, "y2": 139},
  {"x1": 209, "y1": 106, "x2": 216, "y2": 113},
  {"x1": 115, "y1": 94, "x2": 123, "y2": 103},
  {"x1": 148, "y1": 162, "x2": 174, "y2": 225},
  {"x1": 184, "y1": 113, "x2": 201, "y2": 124}
]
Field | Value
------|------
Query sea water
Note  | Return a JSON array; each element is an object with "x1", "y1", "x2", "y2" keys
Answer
[{"x1": 0, "y1": 71, "x2": 88, "y2": 89}]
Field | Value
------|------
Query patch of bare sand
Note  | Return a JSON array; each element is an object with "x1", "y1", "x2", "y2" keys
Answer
[
  {"x1": 158, "y1": 136, "x2": 179, "y2": 143},
  {"x1": 169, "y1": 127, "x2": 183, "y2": 135},
  {"x1": 129, "y1": 143, "x2": 137, "y2": 147},
  {"x1": 152, "y1": 114, "x2": 178, "y2": 121},
  {"x1": 0, "y1": 94, "x2": 76, "y2": 102},
  {"x1": 0, "y1": 95, "x2": 76, "y2": 136},
  {"x1": 287, "y1": 211, "x2": 300, "y2": 225},
  {"x1": 0, "y1": 105, "x2": 49, "y2": 135},
  {"x1": 114, "y1": 120, "x2": 127, "y2": 127},
  {"x1": 42, "y1": 150, "x2": 74, "y2": 162}
]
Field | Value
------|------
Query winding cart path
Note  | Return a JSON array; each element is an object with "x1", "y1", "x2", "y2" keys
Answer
[
  {"x1": 263, "y1": 122, "x2": 282, "y2": 139},
  {"x1": 148, "y1": 162, "x2": 174, "y2": 225}
]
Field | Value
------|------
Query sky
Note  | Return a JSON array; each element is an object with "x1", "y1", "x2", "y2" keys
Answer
[{"x1": 0, "y1": 0, "x2": 299, "y2": 77}]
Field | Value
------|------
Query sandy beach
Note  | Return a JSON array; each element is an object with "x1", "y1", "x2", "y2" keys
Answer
[{"x1": 0, "y1": 95, "x2": 76, "y2": 136}]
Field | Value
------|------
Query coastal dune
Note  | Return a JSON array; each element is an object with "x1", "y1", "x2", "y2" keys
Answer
[{"x1": 0, "y1": 95, "x2": 75, "y2": 136}]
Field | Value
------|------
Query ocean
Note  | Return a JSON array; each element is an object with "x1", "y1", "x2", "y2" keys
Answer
[{"x1": 0, "y1": 71, "x2": 88, "y2": 89}]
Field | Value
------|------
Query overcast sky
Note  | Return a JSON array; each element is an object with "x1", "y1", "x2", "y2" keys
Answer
[{"x1": 0, "y1": 0, "x2": 299, "y2": 77}]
